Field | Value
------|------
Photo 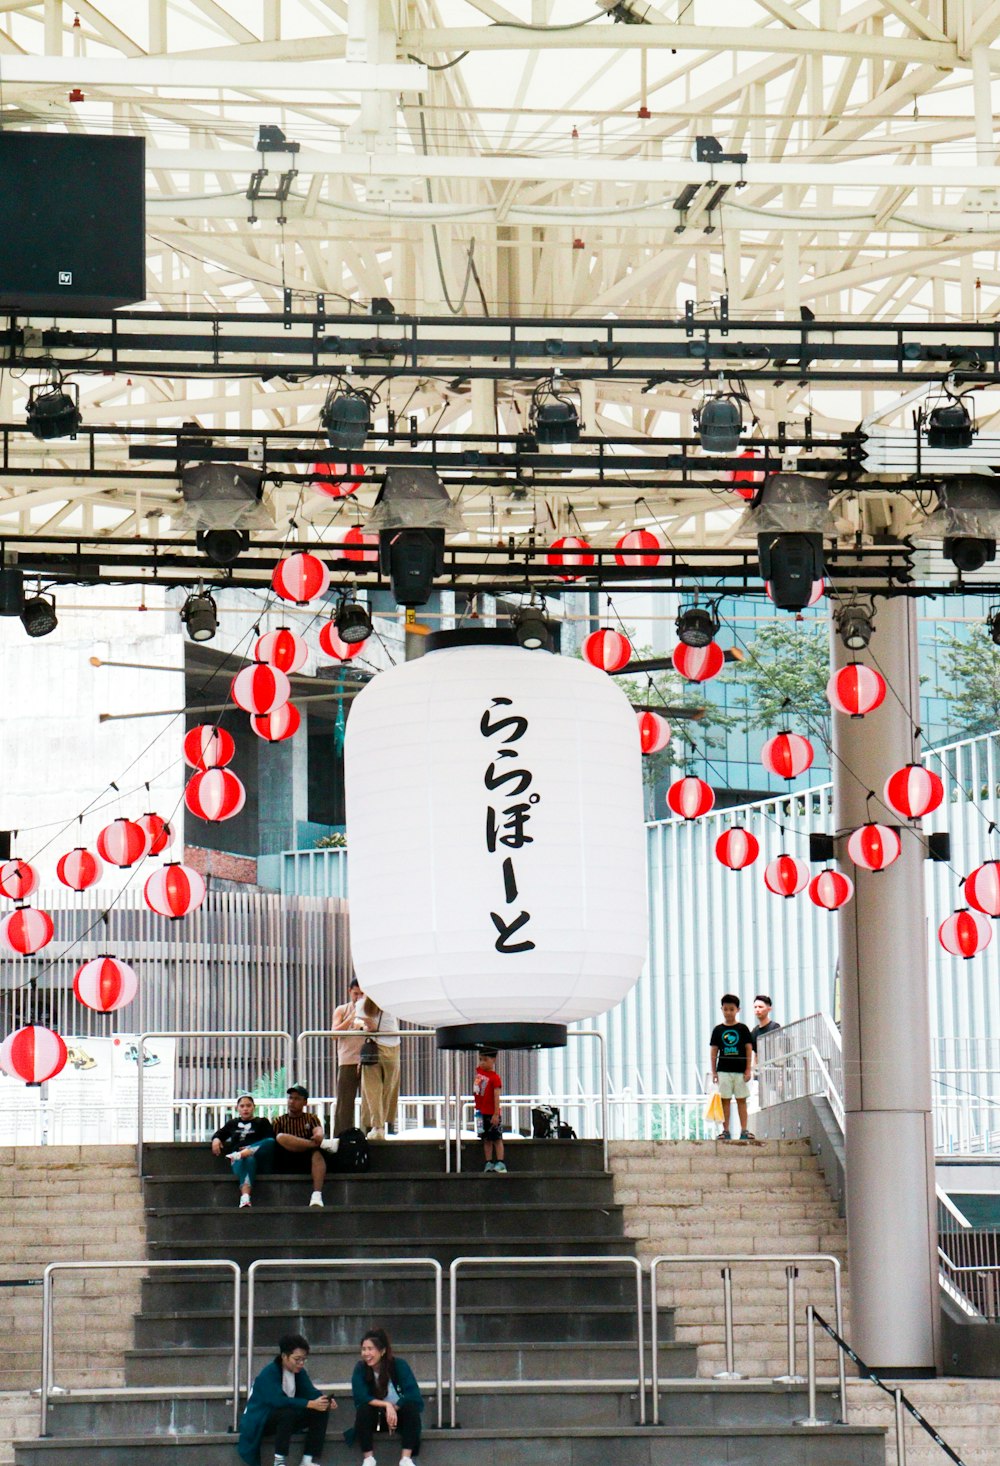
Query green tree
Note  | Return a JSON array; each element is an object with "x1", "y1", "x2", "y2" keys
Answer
[
  {"x1": 723, "y1": 618, "x2": 831, "y2": 744},
  {"x1": 937, "y1": 624, "x2": 1000, "y2": 737}
]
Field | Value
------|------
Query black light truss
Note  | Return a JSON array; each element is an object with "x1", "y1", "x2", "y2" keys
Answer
[{"x1": 5, "y1": 308, "x2": 1000, "y2": 384}]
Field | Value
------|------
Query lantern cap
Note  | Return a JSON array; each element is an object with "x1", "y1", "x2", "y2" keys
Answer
[
  {"x1": 436, "y1": 1021, "x2": 568, "y2": 1051},
  {"x1": 425, "y1": 628, "x2": 519, "y2": 653}
]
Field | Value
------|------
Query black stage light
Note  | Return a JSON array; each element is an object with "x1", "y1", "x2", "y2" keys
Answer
[
  {"x1": 988, "y1": 606, "x2": 1000, "y2": 647},
  {"x1": 366, "y1": 466, "x2": 464, "y2": 609},
  {"x1": 738, "y1": 473, "x2": 830, "y2": 611},
  {"x1": 379, "y1": 529, "x2": 444, "y2": 608},
  {"x1": 698, "y1": 397, "x2": 742, "y2": 453},
  {"x1": 512, "y1": 603, "x2": 552, "y2": 651},
  {"x1": 757, "y1": 532, "x2": 825, "y2": 612},
  {"x1": 321, "y1": 391, "x2": 370, "y2": 451},
  {"x1": 0, "y1": 566, "x2": 24, "y2": 616},
  {"x1": 181, "y1": 591, "x2": 218, "y2": 642},
  {"x1": 927, "y1": 402, "x2": 973, "y2": 450},
  {"x1": 835, "y1": 602, "x2": 874, "y2": 652},
  {"x1": 20, "y1": 591, "x2": 57, "y2": 638},
  {"x1": 26, "y1": 380, "x2": 81, "y2": 441},
  {"x1": 676, "y1": 603, "x2": 720, "y2": 647},
  {"x1": 945, "y1": 535, "x2": 996, "y2": 573},
  {"x1": 534, "y1": 400, "x2": 580, "y2": 445},
  {"x1": 335, "y1": 597, "x2": 373, "y2": 645},
  {"x1": 196, "y1": 529, "x2": 250, "y2": 567}
]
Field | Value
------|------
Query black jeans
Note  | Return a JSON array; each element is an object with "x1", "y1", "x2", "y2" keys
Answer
[
  {"x1": 268, "y1": 1403, "x2": 329, "y2": 1456},
  {"x1": 354, "y1": 1400, "x2": 420, "y2": 1453}
]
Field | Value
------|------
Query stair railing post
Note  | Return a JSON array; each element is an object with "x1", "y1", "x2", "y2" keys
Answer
[
  {"x1": 894, "y1": 1387, "x2": 907, "y2": 1466},
  {"x1": 649, "y1": 1258, "x2": 661, "y2": 1425},
  {"x1": 231, "y1": 1263, "x2": 242, "y2": 1434},
  {"x1": 795, "y1": 1303, "x2": 826, "y2": 1427},
  {"x1": 713, "y1": 1266, "x2": 741, "y2": 1380},
  {"x1": 774, "y1": 1264, "x2": 805, "y2": 1383},
  {"x1": 832, "y1": 1258, "x2": 848, "y2": 1422},
  {"x1": 39, "y1": 1264, "x2": 53, "y2": 1436}
]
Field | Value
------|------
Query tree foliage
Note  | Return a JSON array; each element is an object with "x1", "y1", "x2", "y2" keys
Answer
[
  {"x1": 723, "y1": 618, "x2": 831, "y2": 744},
  {"x1": 936, "y1": 624, "x2": 1000, "y2": 738}
]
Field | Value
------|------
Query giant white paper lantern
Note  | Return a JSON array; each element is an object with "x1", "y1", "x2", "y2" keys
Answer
[{"x1": 344, "y1": 631, "x2": 647, "y2": 1044}]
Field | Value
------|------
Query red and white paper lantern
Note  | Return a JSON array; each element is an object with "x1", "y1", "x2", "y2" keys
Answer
[
  {"x1": 0, "y1": 860, "x2": 38, "y2": 902},
  {"x1": 808, "y1": 868, "x2": 854, "y2": 911},
  {"x1": 582, "y1": 629, "x2": 632, "y2": 674},
  {"x1": 231, "y1": 663, "x2": 290, "y2": 715},
  {"x1": 338, "y1": 525, "x2": 379, "y2": 564},
  {"x1": 964, "y1": 861, "x2": 1000, "y2": 918},
  {"x1": 666, "y1": 776, "x2": 715, "y2": 820},
  {"x1": 547, "y1": 536, "x2": 594, "y2": 582},
  {"x1": 255, "y1": 627, "x2": 308, "y2": 675},
  {"x1": 96, "y1": 818, "x2": 150, "y2": 869},
  {"x1": 0, "y1": 906, "x2": 54, "y2": 955},
  {"x1": 185, "y1": 768, "x2": 246, "y2": 823},
  {"x1": 73, "y1": 956, "x2": 138, "y2": 1013},
  {"x1": 939, "y1": 908, "x2": 992, "y2": 960},
  {"x1": 144, "y1": 862, "x2": 207, "y2": 920},
  {"x1": 715, "y1": 827, "x2": 760, "y2": 870},
  {"x1": 636, "y1": 711, "x2": 671, "y2": 755},
  {"x1": 766, "y1": 579, "x2": 824, "y2": 608},
  {"x1": 764, "y1": 855, "x2": 810, "y2": 898},
  {"x1": 847, "y1": 822, "x2": 901, "y2": 872},
  {"x1": 318, "y1": 620, "x2": 364, "y2": 663},
  {"x1": 183, "y1": 724, "x2": 236, "y2": 771},
  {"x1": 827, "y1": 664, "x2": 887, "y2": 718},
  {"x1": 671, "y1": 641, "x2": 725, "y2": 683},
  {"x1": 761, "y1": 732, "x2": 814, "y2": 781},
  {"x1": 56, "y1": 847, "x2": 103, "y2": 892},
  {"x1": 614, "y1": 530, "x2": 661, "y2": 567},
  {"x1": 311, "y1": 460, "x2": 365, "y2": 499},
  {"x1": 138, "y1": 813, "x2": 174, "y2": 857},
  {"x1": 252, "y1": 703, "x2": 301, "y2": 743},
  {"x1": 0, "y1": 1025, "x2": 67, "y2": 1084},
  {"x1": 271, "y1": 552, "x2": 330, "y2": 605},
  {"x1": 883, "y1": 764, "x2": 944, "y2": 821}
]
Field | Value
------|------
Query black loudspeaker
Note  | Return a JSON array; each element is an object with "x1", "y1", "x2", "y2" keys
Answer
[{"x1": 0, "y1": 133, "x2": 145, "y2": 313}]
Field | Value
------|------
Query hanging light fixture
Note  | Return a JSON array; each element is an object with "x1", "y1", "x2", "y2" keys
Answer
[
  {"x1": 737, "y1": 473, "x2": 832, "y2": 611},
  {"x1": 530, "y1": 382, "x2": 580, "y2": 444},
  {"x1": 675, "y1": 601, "x2": 720, "y2": 648},
  {"x1": 20, "y1": 588, "x2": 57, "y2": 638},
  {"x1": 320, "y1": 387, "x2": 371, "y2": 450},
  {"x1": 511, "y1": 600, "x2": 552, "y2": 651},
  {"x1": 834, "y1": 599, "x2": 875, "y2": 651},
  {"x1": 334, "y1": 595, "x2": 373, "y2": 646},
  {"x1": 920, "y1": 475, "x2": 1000, "y2": 573},
  {"x1": 365, "y1": 467, "x2": 464, "y2": 608},
  {"x1": 26, "y1": 375, "x2": 81, "y2": 440},
  {"x1": 697, "y1": 380, "x2": 743, "y2": 453},
  {"x1": 181, "y1": 590, "x2": 218, "y2": 643},
  {"x1": 924, "y1": 379, "x2": 975, "y2": 450}
]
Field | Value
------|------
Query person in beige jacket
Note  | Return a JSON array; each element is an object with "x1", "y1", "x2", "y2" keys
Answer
[{"x1": 330, "y1": 977, "x2": 370, "y2": 1136}]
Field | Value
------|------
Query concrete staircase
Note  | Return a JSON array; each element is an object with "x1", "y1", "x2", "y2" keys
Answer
[{"x1": 13, "y1": 1138, "x2": 884, "y2": 1465}]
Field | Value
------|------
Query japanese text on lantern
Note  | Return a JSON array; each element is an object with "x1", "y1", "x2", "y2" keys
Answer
[{"x1": 481, "y1": 697, "x2": 539, "y2": 955}]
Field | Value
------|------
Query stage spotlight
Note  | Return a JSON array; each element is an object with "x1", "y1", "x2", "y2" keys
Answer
[
  {"x1": 676, "y1": 602, "x2": 720, "y2": 647},
  {"x1": 366, "y1": 467, "x2": 464, "y2": 608},
  {"x1": 321, "y1": 390, "x2": 371, "y2": 451},
  {"x1": 26, "y1": 379, "x2": 81, "y2": 441},
  {"x1": 835, "y1": 601, "x2": 874, "y2": 652},
  {"x1": 927, "y1": 401, "x2": 973, "y2": 450},
  {"x1": 921, "y1": 475, "x2": 1000, "y2": 574},
  {"x1": 534, "y1": 400, "x2": 580, "y2": 445},
  {"x1": 698, "y1": 397, "x2": 742, "y2": 454},
  {"x1": 181, "y1": 591, "x2": 218, "y2": 643},
  {"x1": 0, "y1": 566, "x2": 24, "y2": 616},
  {"x1": 737, "y1": 473, "x2": 832, "y2": 611},
  {"x1": 512, "y1": 602, "x2": 552, "y2": 651},
  {"x1": 335, "y1": 596, "x2": 373, "y2": 645},
  {"x1": 196, "y1": 529, "x2": 250, "y2": 567},
  {"x1": 20, "y1": 590, "x2": 57, "y2": 638}
]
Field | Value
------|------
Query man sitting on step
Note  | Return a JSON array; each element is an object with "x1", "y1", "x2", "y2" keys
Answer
[
  {"x1": 265, "y1": 1084, "x2": 339, "y2": 1209},
  {"x1": 238, "y1": 1331, "x2": 334, "y2": 1466}
]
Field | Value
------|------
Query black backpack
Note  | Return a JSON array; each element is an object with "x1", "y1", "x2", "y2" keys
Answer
[
  {"x1": 531, "y1": 1105, "x2": 559, "y2": 1139},
  {"x1": 333, "y1": 1127, "x2": 371, "y2": 1172}
]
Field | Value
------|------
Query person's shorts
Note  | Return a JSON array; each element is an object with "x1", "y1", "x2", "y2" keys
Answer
[
  {"x1": 717, "y1": 1071, "x2": 750, "y2": 1100},
  {"x1": 476, "y1": 1112, "x2": 503, "y2": 1142}
]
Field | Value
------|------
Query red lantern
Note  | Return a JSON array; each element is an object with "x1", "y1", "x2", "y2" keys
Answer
[
  {"x1": 883, "y1": 764, "x2": 944, "y2": 821},
  {"x1": 827, "y1": 664, "x2": 886, "y2": 718},
  {"x1": 666, "y1": 776, "x2": 714, "y2": 820},
  {"x1": 808, "y1": 868, "x2": 854, "y2": 911},
  {"x1": 138, "y1": 813, "x2": 174, "y2": 857},
  {"x1": 56, "y1": 847, "x2": 103, "y2": 892},
  {"x1": 252, "y1": 703, "x2": 301, "y2": 743},
  {"x1": 637, "y1": 711, "x2": 671, "y2": 755},
  {"x1": 761, "y1": 732, "x2": 814, "y2": 781},
  {"x1": 727, "y1": 448, "x2": 765, "y2": 500},
  {"x1": 183, "y1": 724, "x2": 236, "y2": 771},
  {"x1": 311, "y1": 460, "x2": 365, "y2": 499},
  {"x1": 939, "y1": 908, "x2": 992, "y2": 960},
  {"x1": 965, "y1": 861, "x2": 1000, "y2": 917},
  {"x1": 0, "y1": 1025, "x2": 67, "y2": 1084},
  {"x1": 547, "y1": 536, "x2": 594, "y2": 582},
  {"x1": 847, "y1": 822, "x2": 901, "y2": 871},
  {"x1": 766, "y1": 579, "x2": 824, "y2": 608},
  {"x1": 271, "y1": 552, "x2": 330, "y2": 605},
  {"x1": 185, "y1": 768, "x2": 246, "y2": 823},
  {"x1": 582, "y1": 629, "x2": 632, "y2": 673},
  {"x1": 73, "y1": 956, "x2": 138, "y2": 1013},
  {"x1": 672, "y1": 641, "x2": 725, "y2": 683},
  {"x1": 339, "y1": 525, "x2": 379, "y2": 563},
  {"x1": 715, "y1": 827, "x2": 760, "y2": 870},
  {"x1": 615, "y1": 530, "x2": 661, "y2": 567},
  {"x1": 0, "y1": 859, "x2": 38, "y2": 902},
  {"x1": 318, "y1": 620, "x2": 364, "y2": 663},
  {"x1": 96, "y1": 818, "x2": 150, "y2": 869},
  {"x1": 231, "y1": 663, "x2": 290, "y2": 715},
  {"x1": 144, "y1": 862, "x2": 206, "y2": 920},
  {"x1": 764, "y1": 855, "x2": 810, "y2": 898},
  {"x1": 0, "y1": 906, "x2": 54, "y2": 955},
  {"x1": 255, "y1": 627, "x2": 308, "y2": 675}
]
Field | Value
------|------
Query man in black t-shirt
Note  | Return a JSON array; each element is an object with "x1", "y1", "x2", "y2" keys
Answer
[
  {"x1": 709, "y1": 994, "x2": 754, "y2": 1141},
  {"x1": 751, "y1": 993, "x2": 782, "y2": 1065}
]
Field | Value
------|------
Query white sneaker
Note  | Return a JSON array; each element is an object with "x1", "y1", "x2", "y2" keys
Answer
[
  {"x1": 238, "y1": 1193, "x2": 251, "y2": 1209},
  {"x1": 367, "y1": 1127, "x2": 385, "y2": 1141},
  {"x1": 309, "y1": 1190, "x2": 324, "y2": 1208},
  {"x1": 319, "y1": 1137, "x2": 339, "y2": 1154},
  {"x1": 362, "y1": 1456, "x2": 376, "y2": 1466}
]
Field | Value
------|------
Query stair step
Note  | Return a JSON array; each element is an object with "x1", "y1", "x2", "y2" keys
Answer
[
  {"x1": 144, "y1": 1171, "x2": 615, "y2": 1206},
  {"x1": 141, "y1": 1140, "x2": 606, "y2": 1177},
  {"x1": 145, "y1": 1235, "x2": 637, "y2": 1263}
]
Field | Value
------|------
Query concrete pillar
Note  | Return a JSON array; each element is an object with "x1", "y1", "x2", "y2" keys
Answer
[{"x1": 832, "y1": 594, "x2": 939, "y2": 1374}]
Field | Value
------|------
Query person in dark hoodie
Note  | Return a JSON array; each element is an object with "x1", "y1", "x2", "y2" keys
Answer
[
  {"x1": 211, "y1": 1095, "x2": 273, "y2": 1209},
  {"x1": 238, "y1": 1332, "x2": 333, "y2": 1466},
  {"x1": 346, "y1": 1327, "x2": 423, "y2": 1463}
]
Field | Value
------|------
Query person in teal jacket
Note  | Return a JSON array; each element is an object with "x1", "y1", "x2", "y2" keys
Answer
[
  {"x1": 238, "y1": 1333, "x2": 333, "y2": 1466},
  {"x1": 346, "y1": 1327, "x2": 423, "y2": 1462}
]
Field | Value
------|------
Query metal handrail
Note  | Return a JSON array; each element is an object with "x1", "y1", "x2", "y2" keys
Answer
[
  {"x1": 246, "y1": 1257, "x2": 443, "y2": 1427},
  {"x1": 448, "y1": 1254, "x2": 645, "y2": 1427},
  {"x1": 136, "y1": 1029, "x2": 293, "y2": 1176},
  {"x1": 649, "y1": 1252, "x2": 846, "y2": 1425},
  {"x1": 40, "y1": 1259, "x2": 241, "y2": 1436}
]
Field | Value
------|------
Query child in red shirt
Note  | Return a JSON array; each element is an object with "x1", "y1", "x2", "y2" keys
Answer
[{"x1": 473, "y1": 1048, "x2": 506, "y2": 1174}]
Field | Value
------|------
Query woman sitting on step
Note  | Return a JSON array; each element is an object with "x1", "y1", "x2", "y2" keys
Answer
[
  {"x1": 210, "y1": 1094, "x2": 273, "y2": 1209},
  {"x1": 346, "y1": 1327, "x2": 424, "y2": 1463}
]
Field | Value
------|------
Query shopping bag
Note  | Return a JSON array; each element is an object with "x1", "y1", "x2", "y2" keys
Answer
[{"x1": 704, "y1": 1090, "x2": 725, "y2": 1124}]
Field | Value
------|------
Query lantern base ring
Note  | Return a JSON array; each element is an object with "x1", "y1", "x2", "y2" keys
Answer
[{"x1": 435, "y1": 1022, "x2": 568, "y2": 1052}]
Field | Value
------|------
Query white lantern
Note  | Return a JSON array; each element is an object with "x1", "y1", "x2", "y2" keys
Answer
[{"x1": 344, "y1": 631, "x2": 648, "y2": 1045}]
